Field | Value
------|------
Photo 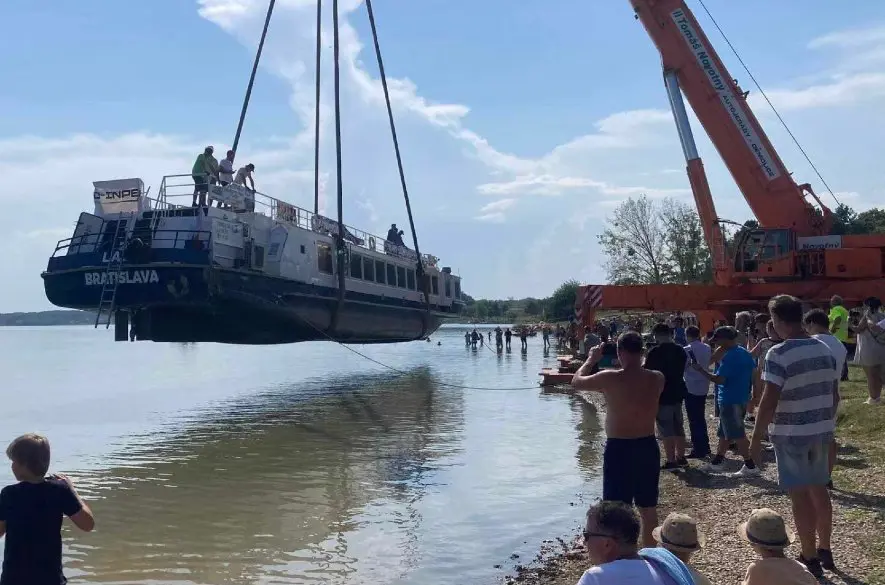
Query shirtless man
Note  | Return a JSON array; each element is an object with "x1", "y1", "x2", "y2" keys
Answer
[{"x1": 571, "y1": 331, "x2": 665, "y2": 547}]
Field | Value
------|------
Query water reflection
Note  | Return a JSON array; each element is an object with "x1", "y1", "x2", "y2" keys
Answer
[
  {"x1": 572, "y1": 398, "x2": 603, "y2": 478},
  {"x1": 68, "y1": 369, "x2": 463, "y2": 584}
]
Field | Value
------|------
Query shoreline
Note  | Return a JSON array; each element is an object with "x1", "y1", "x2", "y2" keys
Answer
[{"x1": 505, "y1": 370, "x2": 885, "y2": 585}]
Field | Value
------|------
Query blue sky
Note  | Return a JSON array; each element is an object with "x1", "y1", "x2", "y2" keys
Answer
[{"x1": 2, "y1": 0, "x2": 885, "y2": 311}]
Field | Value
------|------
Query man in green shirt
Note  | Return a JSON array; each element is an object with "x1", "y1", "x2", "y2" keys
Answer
[
  {"x1": 191, "y1": 146, "x2": 218, "y2": 207},
  {"x1": 829, "y1": 295, "x2": 850, "y2": 381}
]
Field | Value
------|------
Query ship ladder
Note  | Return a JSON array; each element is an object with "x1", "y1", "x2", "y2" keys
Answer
[{"x1": 94, "y1": 212, "x2": 133, "y2": 329}]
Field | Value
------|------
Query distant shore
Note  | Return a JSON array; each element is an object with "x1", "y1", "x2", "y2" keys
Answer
[
  {"x1": 507, "y1": 369, "x2": 885, "y2": 585},
  {"x1": 0, "y1": 310, "x2": 95, "y2": 327}
]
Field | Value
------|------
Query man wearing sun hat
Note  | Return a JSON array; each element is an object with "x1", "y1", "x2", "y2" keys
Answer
[
  {"x1": 738, "y1": 508, "x2": 818, "y2": 585},
  {"x1": 653, "y1": 513, "x2": 713, "y2": 585}
]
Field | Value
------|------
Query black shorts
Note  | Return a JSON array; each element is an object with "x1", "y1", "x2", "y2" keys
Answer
[
  {"x1": 193, "y1": 175, "x2": 208, "y2": 192},
  {"x1": 603, "y1": 436, "x2": 660, "y2": 508}
]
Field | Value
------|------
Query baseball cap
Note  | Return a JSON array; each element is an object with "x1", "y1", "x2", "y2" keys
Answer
[{"x1": 712, "y1": 326, "x2": 739, "y2": 341}]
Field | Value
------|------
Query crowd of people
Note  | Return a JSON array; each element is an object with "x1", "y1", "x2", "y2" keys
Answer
[{"x1": 569, "y1": 292, "x2": 881, "y2": 583}]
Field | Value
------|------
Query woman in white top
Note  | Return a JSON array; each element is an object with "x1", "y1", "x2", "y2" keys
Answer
[{"x1": 853, "y1": 297, "x2": 885, "y2": 404}]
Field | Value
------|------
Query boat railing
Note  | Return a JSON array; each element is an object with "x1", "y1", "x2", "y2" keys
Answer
[
  {"x1": 156, "y1": 173, "x2": 440, "y2": 269},
  {"x1": 51, "y1": 229, "x2": 212, "y2": 258}
]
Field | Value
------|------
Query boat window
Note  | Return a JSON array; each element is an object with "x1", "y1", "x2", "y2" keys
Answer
[
  {"x1": 364, "y1": 257, "x2": 375, "y2": 282},
  {"x1": 376, "y1": 260, "x2": 386, "y2": 284},
  {"x1": 445, "y1": 278, "x2": 452, "y2": 297},
  {"x1": 396, "y1": 266, "x2": 407, "y2": 289},
  {"x1": 454, "y1": 280, "x2": 461, "y2": 299},
  {"x1": 431, "y1": 275, "x2": 439, "y2": 296},
  {"x1": 317, "y1": 243, "x2": 334, "y2": 274},
  {"x1": 350, "y1": 252, "x2": 363, "y2": 279},
  {"x1": 386, "y1": 263, "x2": 396, "y2": 286},
  {"x1": 407, "y1": 269, "x2": 416, "y2": 290}
]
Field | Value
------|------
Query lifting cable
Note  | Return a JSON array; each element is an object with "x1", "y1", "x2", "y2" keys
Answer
[
  {"x1": 695, "y1": 0, "x2": 841, "y2": 208},
  {"x1": 312, "y1": 0, "x2": 323, "y2": 215},
  {"x1": 363, "y1": 0, "x2": 433, "y2": 338},
  {"x1": 329, "y1": 0, "x2": 347, "y2": 334},
  {"x1": 231, "y1": 0, "x2": 277, "y2": 153}
]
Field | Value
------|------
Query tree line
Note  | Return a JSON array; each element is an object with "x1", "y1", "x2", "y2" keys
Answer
[
  {"x1": 598, "y1": 196, "x2": 885, "y2": 285},
  {"x1": 459, "y1": 281, "x2": 581, "y2": 323}
]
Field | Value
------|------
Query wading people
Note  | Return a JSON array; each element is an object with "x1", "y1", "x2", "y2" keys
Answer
[
  {"x1": 683, "y1": 326, "x2": 712, "y2": 459},
  {"x1": 738, "y1": 508, "x2": 818, "y2": 585},
  {"x1": 752, "y1": 295, "x2": 839, "y2": 577},
  {"x1": 828, "y1": 296, "x2": 850, "y2": 382},
  {"x1": 644, "y1": 323, "x2": 688, "y2": 471},
  {"x1": 693, "y1": 326, "x2": 759, "y2": 477},
  {"x1": 804, "y1": 308, "x2": 848, "y2": 487},
  {"x1": 504, "y1": 327, "x2": 512, "y2": 350},
  {"x1": 1, "y1": 434, "x2": 96, "y2": 585},
  {"x1": 572, "y1": 332, "x2": 664, "y2": 547},
  {"x1": 653, "y1": 513, "x2": 713, "y2": 585}
]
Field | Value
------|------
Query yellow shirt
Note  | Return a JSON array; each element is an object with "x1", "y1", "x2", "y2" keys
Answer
[
  {"x1": 743, "y1": 557, "x2": 818, "y2": 585},
  {"x1": 829, "y1": 305, "x2": 850, "y2": 342}
]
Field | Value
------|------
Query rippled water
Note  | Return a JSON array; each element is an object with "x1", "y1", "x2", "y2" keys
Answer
[{"x1": 0, "y1": 325, "x2": 601, "y2": 584}]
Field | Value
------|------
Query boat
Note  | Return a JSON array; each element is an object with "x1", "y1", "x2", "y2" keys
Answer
[{"x1": 41, "y1": 177, "x2": 464, "y2": 344}]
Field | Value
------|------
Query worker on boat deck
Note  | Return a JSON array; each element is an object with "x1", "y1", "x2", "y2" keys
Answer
[
  {"x1": 234, "y1": 163, "x2": 256, "y2": 212},
  {"x1": 213, "y1": 150, "x2": 236, "y2": 209},
  {"x1": 387, "y1": 224, "x2": 406, "y2": 247},
  {"x1": 191, "y1": 146, "x2": 218, "y2": 207}
]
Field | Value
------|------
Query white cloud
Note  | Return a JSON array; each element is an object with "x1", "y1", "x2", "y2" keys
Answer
[
  {"x1": 478, "y1": 199, "x2": 516, "y2": 214},
  {"x1": 753, "y1": 72, "x2": 885, "y2": 111},
  {"x1": 475, "y1": 212, "x2": 506, "y2": 224},
  {"x1": 808, "y1": 25, "x2": 885, "y2": 50}
]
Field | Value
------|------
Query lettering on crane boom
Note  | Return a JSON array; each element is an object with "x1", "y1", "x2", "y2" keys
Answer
[{"x1": 670, "y1": 9, "x2": 781, "y2": 181}]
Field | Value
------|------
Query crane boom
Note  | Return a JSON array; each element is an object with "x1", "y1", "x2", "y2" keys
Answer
[
  {"x1": 573, "y1": 0, "x2": 885, "y2": 334},
  {"x1": 630, "y1": 0, "x2": 833, "y2": 236}
]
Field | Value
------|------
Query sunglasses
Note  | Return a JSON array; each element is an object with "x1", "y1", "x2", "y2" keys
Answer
[{"x1": 583, "y1": 530, "x2": 614, "y2": 541}]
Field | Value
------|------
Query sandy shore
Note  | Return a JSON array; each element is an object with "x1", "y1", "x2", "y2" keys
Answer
[{"x1": 505, "y1": 371, "x2": 885, "y2": 585}]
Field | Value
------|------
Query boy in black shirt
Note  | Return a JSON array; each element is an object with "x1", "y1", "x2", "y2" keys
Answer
[
  {"x1": 0, "y1": 433, "x2": 95, "y2": 585},
  {"x1": 644, "y1": 322, "x2": 689, "y2": 471}
]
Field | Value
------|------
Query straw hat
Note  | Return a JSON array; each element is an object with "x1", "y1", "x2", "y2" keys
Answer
[
  {"x1": 652, "y1": 513, "x2": 705, "y2": 553},
  {"x1": 738, "y1": 508, "x2": 796, "y2": 550}
]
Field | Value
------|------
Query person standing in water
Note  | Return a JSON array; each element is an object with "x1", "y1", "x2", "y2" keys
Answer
[{"x1": 571, "y1": 332, "x2": 665, "y2": 547}]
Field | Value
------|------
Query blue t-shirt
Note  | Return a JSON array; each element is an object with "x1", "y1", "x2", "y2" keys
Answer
[
  {"x1": 715, "y1": 346, "x2": 756, "y2": 406},
  {"x1": 673, "y1": 327, "x2": 687, "y2": 346}
]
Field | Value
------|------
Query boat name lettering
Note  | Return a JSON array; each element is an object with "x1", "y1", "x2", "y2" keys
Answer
[
  {"x1": 101, "y1": 250, "x2": 122, "y2": 263},
  {"x1": 93, "y1": 187, "x2": 142, "y2": 201},
  {"x1": 84, "y1": 270, "x2": 160, "y2": 286}
]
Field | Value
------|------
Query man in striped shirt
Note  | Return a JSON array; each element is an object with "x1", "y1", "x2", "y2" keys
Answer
[{"x1": 751, "y1": 295, "x2": 838, "y2": 578}]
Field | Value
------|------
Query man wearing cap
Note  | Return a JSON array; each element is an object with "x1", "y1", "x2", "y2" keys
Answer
[
  {"x1": 643, "y1": 323, "x2": 688, "y2": 471},
  {"x1": 191, "y1": 146, "x2": 218, "y2": 207},
  {"x1": 691, "y1": 326, "x2": 760, "y2": 476},
  {"x1": 739, "y1": 508, "x2": 818, "y2": 585},
  {"x1": 653, "y1": 513, "x2": 712, "y2": 585}
]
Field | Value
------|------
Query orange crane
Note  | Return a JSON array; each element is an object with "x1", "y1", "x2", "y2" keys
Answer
[{"x1": 576, "y1": 0, "x2": 885, "y2": 332}]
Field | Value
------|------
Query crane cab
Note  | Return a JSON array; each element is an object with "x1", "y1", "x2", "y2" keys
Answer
[{"x1": 732, "y1": 228, "x2": 885, "y2": 282}]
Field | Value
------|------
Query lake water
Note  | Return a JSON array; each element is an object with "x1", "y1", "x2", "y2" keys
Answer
[{"x1": 0, "y1": 325, "x2": 602, "y2": 585}]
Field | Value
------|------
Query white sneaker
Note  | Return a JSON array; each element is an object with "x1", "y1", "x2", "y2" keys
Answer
[
  {"x1": 864, "y1": 397, "x2": 882, "y2": 405},
  {"x1": 731, "y1": 465, "x2": 761, "y2": 477}
]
